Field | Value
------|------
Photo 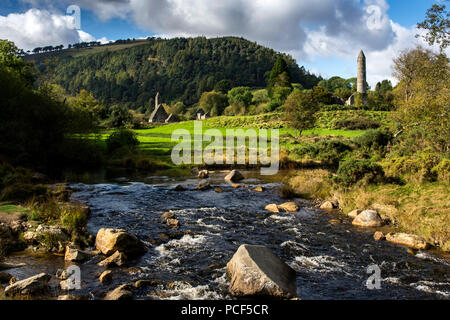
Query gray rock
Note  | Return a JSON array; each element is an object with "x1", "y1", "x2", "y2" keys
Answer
[
  {"x1": 386, "y1": 233, "x2": 430, "y2": 250},
  {"x1": 352, "y1": 210, "x2": 384, "y2": 227},
  {"x1": 64, "y1": 246, "x2": 86, "y2": 262},
  {"x1": 226, "y1": 244, "x2": 297, "y2": 299},
  {"x1": 160, "y1": 211, "x2": 175, "y2": 223},
  {"x1": 197, "y1": 179, "x2": 211, "y2": 191},
  {"x1": 95, "y1": 228, "x2": 146, "y2": 258},
  {"x1": 5, "y1": 273, "x2": 51, "y2": 296},
  {"x1": 320, "y1": 201, "x2": 334, "y2": 210},
  {"x1": 198, "y1": 170, "x2": 209, "y2": 179},
  {"x1": 105, "y1": 284, "x2": 133, "y2": 300},
  {"x1": 224, "y1": 170, "x2": 245, "y2": 182},
  {"x1": 348, "y1": 209, "x2": 362, "y2": 218},
  {"x1": 98, "y1": 250, "x2": 127, "y2": 267},
  {"x1": 99, "y1": 270, "x2": 113, "y2": 283}
]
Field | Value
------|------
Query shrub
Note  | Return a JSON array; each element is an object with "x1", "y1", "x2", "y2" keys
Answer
[
  {"x1": 106, "y1": 129, "x2": 139, "y2": 153},
  {"x1": 431, "y1": 158, "x2": 450, "y2": 183},
  {"x1": 334, "y1": 117, "x2": 381, "y2": 130},
  {"x1": 336, "y1": 159, "x2": 384, "y2": 187},
  {"x1": 0, "y1": 184, "x2": 47, "y2": 202},
  {"x1": 354, "y1": 129, "x2": 392, "y2": 155},
  {"x1": 297, "y1": 140, "x2": 353, "y2": 167},
  {"x1": 60, "y1": 205, "x2": 88, "y2": 235},
  {"x1": 383, "y1": 149, "x2": 441, "y2": 182}
]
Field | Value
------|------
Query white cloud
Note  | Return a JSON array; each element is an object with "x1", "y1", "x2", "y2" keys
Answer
[
  {"x1": 68, "y1": 0, "x2": 403, "y2": 82},
  {"x1": 8, "y1": 0, "x2": 447, "y2": 84},
  {"x1": 72, "y1": 0, "x2": 396, "y2": 53},
  {"x1": 0, "y1": 8, "x2": 103, "y2": 50}
]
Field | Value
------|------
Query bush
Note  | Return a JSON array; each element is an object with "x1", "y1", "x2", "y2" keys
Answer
[
  {"x1": 297, "y1": 140, "x2": 353, "y2": 167},
  {"x1": 431, "y1": 158, "x2": 450, "y2": 183},
  {"x1": 106, "y1": 129, "x2": 139, "y2": 153},
  {"x1": 60, "y1": 205, "x2": 88, "y2": 235},
  {"x1": 336, "y1": 159, "x2": 384, "y2": 187},
  {"x1": 383, "y1": 149, "x2": 440, "y2": 182},
  {"x1": 0, "y1": 184, "x2": 47, "y2": 202},
  {"x1": 354, "y1": 129, "x2": 392, "y2": 155},
  {"x1": 334, "y1": 117, "x2": 381, "y2": 130}
]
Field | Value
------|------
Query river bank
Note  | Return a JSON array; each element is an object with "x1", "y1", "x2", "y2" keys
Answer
[{"x1": 286, "y1": 169, "x2": 450, "y2": 253}]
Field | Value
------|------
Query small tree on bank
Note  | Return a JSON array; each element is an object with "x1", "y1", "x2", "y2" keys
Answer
[{"x1": 283, "y1": 90, "x2": 320, "y2": 136}]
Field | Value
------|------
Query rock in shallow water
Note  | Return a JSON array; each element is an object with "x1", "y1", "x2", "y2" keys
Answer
[
  {"x1": 224, "y1": 170, "x2": 245, "y2": 182},
  {"x1": 105, "y1": 284, "x2": 133, "y2": 300},
  {"x1": 95, "y1": 228, "x2": 146, "y2": 258},
  {"x1": 386, "y1": 233, "x2": 429, "y2": 250},
  {"x1": 320, "y1": 201, "x2": 334, "y2": 210},
  {"x1": 198, "y1": 170, "x2": 209, "y2": 179},
  {"x1": 226, "y1": 244, "x2": 297, "y2": 299},
  {"x1": 348, "y1": 209, "x2": 362, "y2": 218},
  {"x1": 5, "y1": 273, "x2": 51, "y2": 297},
  {"x1": 98, "y1": 250, "x2": 127, "y2": 267},
  {"x1": 64, "y1": 246, "x2": 86, "y2": 262},
  {"x1": 278, "y1": 202, "x2": 299, "y2": 213},
  {"x1": 352, "y1": 210, "x2": 384, "y2": 227},
  {"x1": 374, "y1": 231, "x2": 386, "y2": 241},
  {"x1": 99, "y1": 270, "x2": 113, "y2": 283},
  {"x1": 197, "y1": 179, "x2": 211, "y2": 191},
  {"x1": 265, "y1": 204, "x2": 279, "y2": 213}
]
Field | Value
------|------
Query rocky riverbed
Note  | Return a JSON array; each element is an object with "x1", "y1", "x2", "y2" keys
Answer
[{"x1": 1, "y1": 169, "x2": 449, "y2": 300}]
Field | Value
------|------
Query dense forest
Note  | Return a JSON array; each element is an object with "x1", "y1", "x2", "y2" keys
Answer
[{"x1": 29, "y1": 37, "x2": 321, "y2": 112}]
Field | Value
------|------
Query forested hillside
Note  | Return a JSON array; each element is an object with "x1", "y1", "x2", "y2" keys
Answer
[{"x1": 30, "y1": 37, "x2": 320, "y2": 112}]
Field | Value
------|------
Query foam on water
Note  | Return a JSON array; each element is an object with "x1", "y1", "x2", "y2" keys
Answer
[
  {"x1": 290, "y1": 255, "x2": 352, "y2": 276},
  {"x1": 155, "y1": 235, "x2": 207, "y2": 258}
]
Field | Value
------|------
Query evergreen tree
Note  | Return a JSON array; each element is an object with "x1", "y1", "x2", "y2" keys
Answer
[{"x1": 267, "y1": 56, "x2": 292, "y2": 98}]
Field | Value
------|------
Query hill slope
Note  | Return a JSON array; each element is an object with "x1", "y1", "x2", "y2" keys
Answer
[{"x1": 30, "y1": 37, "x2": 320, "y2": 112}]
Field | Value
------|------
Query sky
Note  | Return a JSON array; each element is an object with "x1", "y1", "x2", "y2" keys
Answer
[{"x1": 0, "y1": 0, "x2": 447, "y2": 87}]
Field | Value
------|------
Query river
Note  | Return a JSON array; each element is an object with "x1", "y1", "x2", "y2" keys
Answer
[{"x1": 5, "y1": 169, "x2": 450, "y2": 300}]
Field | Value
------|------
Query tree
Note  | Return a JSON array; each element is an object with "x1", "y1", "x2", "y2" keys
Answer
[
  {"x1": 107, "y1": 105, "x2": 132, "y2": 128},
  {"x1": 0, "y1": 40, "x2": 35, "y2": 86},
  {"x1": 312, "y1": 86, "x2": 334, "y2": 105},
  {"x1": 70, "y1": 89, "x2": 109, "y2": 124},
  {"x1": 214, "y1": 80, "x2": 233, "y2": 94},
  {"x1": 227, "y1": 87, "x2": 253, "y2": 109},
  {"x1": 392, "y1": 47, "x2": 449, "y2": 152},
  {"x1": 416, "y1": 3, "x2": 450, "y2": 51},
  {"x1": 283, "y1": 90, "x2": 320, "y2": 136},
  {"x1": 267, "y1": 56, "x2": 292, "y2": 97},
  {"x1": 199, "y1": 91, "x2": 228, "y2": 116}
]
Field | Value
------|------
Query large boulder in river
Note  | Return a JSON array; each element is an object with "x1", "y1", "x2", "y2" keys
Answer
[
  {"x1": 352, "y1": 210, "x2": 384, "y2": 227},
  {"x1": 386, "y1": 233, "x2": 429, "y2": 250},
  {"x1": 226, "y1": 244, "x2": 297, "y2": 299},
  {"x1": 95, "y1": 228, "x2": 146, "y2": 258},
  {"x1": 5, "y1": 273, "x2": 51, "y2": 297},
  {"x1": 224, "y1": 170, "x2": 245, "y2": 182}
]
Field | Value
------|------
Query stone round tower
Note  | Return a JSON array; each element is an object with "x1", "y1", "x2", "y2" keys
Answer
[{"x1": 357, "y1": 50, "x2": 367, "y2": 94}]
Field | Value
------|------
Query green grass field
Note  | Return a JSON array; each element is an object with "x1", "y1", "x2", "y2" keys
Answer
[{"x1": 85, "y1": 112, "x2": 374, "y2": 167}]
